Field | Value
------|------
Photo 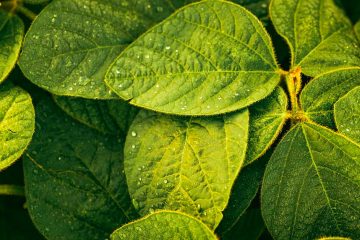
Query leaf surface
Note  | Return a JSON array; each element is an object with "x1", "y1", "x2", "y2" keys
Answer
[
  {"x1": 245, "y1": 86, "x2": 287, "y2": 165},
  {"x1": 53, "y1": 96, "x2": 138, "y2": 135},
  {"x1": 0, "y1": 84, "x2": 34, "y2": 171},
  {"x1": 334, "y1": 86, "x2": 360, "y2": 143},
  {"x1": 124, "y1": 109, "x2": 249, "y2": 228},
  {"x1": 106, "y1": 0, "x2": 280, "y2": 115},
  {"x1": 216, "y1": 156, "x2": 266, "y2": 235},
  {"x1": 18, "y1": 0, "x2": 196, "y2": 99},
  {"x1": 270, "y1": 0, "x2": 360, "y2": 76},
  {"x1": 111, "y1": 211, "x2": 217, "y2": 240},
  {"x1": 0, "y1": 11, "x2": 24, "y2": 83},
  {"x1": 23, "y1": 99, "x2": 137, "y2": 240},
  {"x1": 262, "y1": 123, "x2": 360, "y2": 240},
  {"x1": 301, "y1": 67, "x2": 360, "y2": 127}
]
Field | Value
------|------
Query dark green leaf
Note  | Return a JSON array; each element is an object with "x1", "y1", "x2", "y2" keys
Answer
[
  {"x1": 23, "y1": 99, "x2": 137, "y2": 240},
  {"x1": 53, "y1": 96, "x2": 138, "y2": 135},
  {"x1": 334, "y1": 86, "x2": 360, "y2": 143},
  {"x1": 262, "y1": 122, "x2": 360, "y2": 240}
]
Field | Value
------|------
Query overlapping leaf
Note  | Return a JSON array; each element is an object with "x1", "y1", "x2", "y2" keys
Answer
[
  {"x1": 0, "y1": 11, "x2": 24, "y2": 83},
  {"x1": 18, "y1": 0, "x2": 196, "y2": 99},
  {"x1": 23, "y1": 99, "x2": 137, "y2": 240},
  {"x1": 0, "y1": 84, "x2": 34, "y2": 171},
  {"x1": 111, "y1": 211, "x2": 217, "y2": 240},
  {"x1": 262, "y1": 122, "x2": 360, "y2": 240},
  {"x1": 270, "y1": 0, "x2": 360, "y2": 76},
  {"x1": 334, "y1": 86, "x2": 360, "y2": 142},
  {"x1": 106, "y1": 0, "x2": 280, "y2": 115},
  {"x1": 301, "y1": 67, "x2": 360, "y2": 127},
  {"x1": 54, "y1": 96, "x2": 138, "y2": 135},
  {"x1": 216, "y1": 156, "x2": 266, "y2": 235},
  {"x1": 124, "y1": 109, "x2": 249, "y2": 228},
  {"x1": 245, "y1": 87, "x2": 287, "y2": 165}
]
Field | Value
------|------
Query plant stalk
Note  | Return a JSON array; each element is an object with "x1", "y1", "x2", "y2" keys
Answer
[{"x1": 0, "y1": 184, "x2": 25, "y2": 197}]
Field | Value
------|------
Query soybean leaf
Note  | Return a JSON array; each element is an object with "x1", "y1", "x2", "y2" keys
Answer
[
  {"x1": 23, "y1": 99, "x2": 138, "y2": 240},
  {"x1": 18, "y1": 0, "x2": 196, "y2": 99},
  {"x1": 316, "y1": 237, "x2": 351, "y2": 240},
  {"x1": 106, "y1": 0, "x2": 280, "y2": 116},
  {"x1": 262, "y1": 122, "x2": 360, "y2": 240},
  {"x1": 124, "y1": 109, "x2": 249, "y2": 229},
  {"x1": 355, "y1": 20, "x2": 360, "y2": 42},
  {"x1": 221, "y1": 208, "x2": 266, "y2": 240},
  {"x1": 53, "y1": 96, "x2": 138, "y2": 136},
  {"x1": 111, "y1": 211, "x2": 217, "y2": 240},
  {"x1": 216, "y1": 155, "x2": 267, "y2": 235},
  {"x1": 0, "y1": 84, "x2": 35, "y2": 171},
  {"x1": 23, "y1": 0, "x2": 50, "y2": 4},
  {"x1": 0, "y1": 11, "x2": 24, "y2": 84},
  {"x1": 300, "y1": 67, "x2": 360, "y2": 128},
  {"x1": 270, "y1": 0, "x2": 360, "y2": 76},
  {"x1": 245, "y1": 86, "x2": 288, "y2": 166},
  {"x1": 334, "y1": 86, "x2": 360, "y2": 143}
]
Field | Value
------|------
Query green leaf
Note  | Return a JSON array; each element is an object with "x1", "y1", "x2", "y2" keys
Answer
[
  {"x1": 316, "y1": 237, "x2": 351, "y2": 240},
  {"x1": 245, "y1": 86, "x2": 288, "y2": 165},
  {"x1": 221, "y1": 208, "x2": 266, "y2": 240},
  {"x1": 355, "y1": 20, "x2": 360, "y2": 42},
  {"x1": 334, "y1": 86, "x2": 360, "y2": 143},
  {"x1": 262, "y1": 122, "x2": 360, "y2": 240},
  {"x1": 111, "y1": 210, "x2": 217, "y2": 240},
  {"x1": 106, "y1": 0, "x2": 280, "y2": 116},
  {"x1": 53, "y1": 96, "x2": 138, "y2": 136},
  {"x1": 270, "y1": 0, "x2": 360, "y2": 76},
  {"x1": 18, "y1": 0, "x2": 195, "y2": 99},
  {"x1": 300, "y1": 67, "x2": 360, "y2": 128},
  {"x1": 0, "y1": 11, "x2": 24, "y2": 84},
  {"x1": 216, "y1": 155, "x2": 267, "y2": 235},
  {"x1": 23, "y1": 99, "x2": 138, "y2": 240},
  {"x1": 0, "y1": 84, "x2": 35, "y2": 171},
  {"x1": 124, "y1": 109, "x2": 249, "y2": 228}
]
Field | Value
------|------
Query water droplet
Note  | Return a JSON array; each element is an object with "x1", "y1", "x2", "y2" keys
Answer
[
  {"x1": 131, "y1": 144, "x2": 136, "y2": 149},
  {"x1": 131, "y1": 131, "x2": 137, "y2": 137},
  {"x1": 157, "y1": 6, "x2": 163, "y2": 12},
  {"x1": 165, "y1": 46, "x2": 171, "y2": 50},
  {"x1": 163, "y1": 179, "x2": 168, "y2": 184}
]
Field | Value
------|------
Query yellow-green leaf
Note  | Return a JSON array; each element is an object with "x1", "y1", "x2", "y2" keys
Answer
[
  {"x1": 111, "y1": 211, "x2": 217, "y2": 240},
  {"x1": 0, "y1": 11, "x2": 24, "y2": 84},
  {"x1": 0, "y1": 84, "x2": 35, "y2": 171},
  {"x1": 301, "y1": 67, "x2": 360, "y2": 127},
  {"x1": 124, "y1": 109, "x2": 249, "y2": 228},
  {"x1": 106, "y1": 0, "x2": 280, "y2": 115},
  {"x1": 270, "y1": 0, "x2": 360, "y2": 76}
]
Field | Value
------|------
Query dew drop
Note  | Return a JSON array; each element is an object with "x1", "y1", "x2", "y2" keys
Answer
[
  {"x1": 131, "y1": 131, "x2": 137, "y2": 137},
  {"x1": 163, "y1": 179, "x2": 168, "y2": 184}
]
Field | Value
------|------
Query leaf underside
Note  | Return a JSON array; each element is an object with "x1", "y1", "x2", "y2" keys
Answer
[
  {"x1": 262, "y1": 122, "x2": 360, "y2": 240},
  {"x1": 0, "y1": 11, "x2": 24, "y2": 84},
  {"x1": 0, "y1": 84, "x2": 35, "y2": 171},
  {"x1": 23, "y1": 99, "x2": 137, "y2": 240},
  {"x1": 270, "y1": 0, "x2": 360, "y2": 77},
  {"x1": 18, "y1": 0, "x2": 196, "y2": 99},
  {"x1": 124, "y1": 109, "x2": 249, "y2": 229},
  {"x1": 106, "y1": 0, "x2": 280, "y2": 115},
  {"x1": 334, "y1": 86, "x2": 360, "y2": 143},
  {"x1": 111, "y1": 211, "x2": 217, "y2": 240},
  {"x1": 301, "y1": 67, "x2": 360, "y2": 128}
]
